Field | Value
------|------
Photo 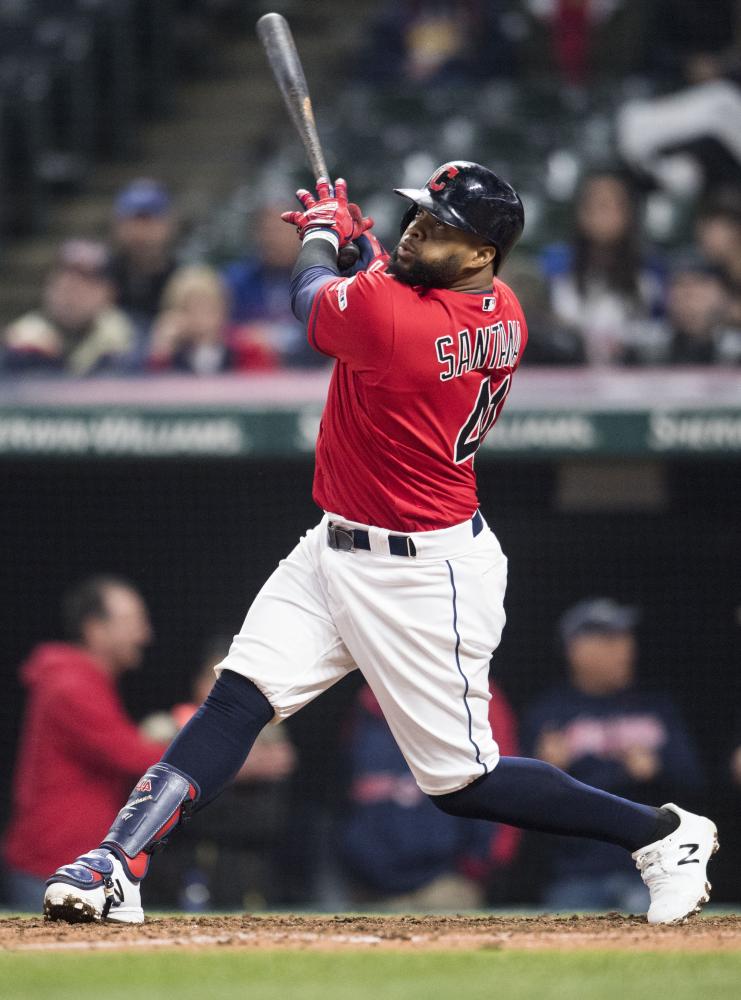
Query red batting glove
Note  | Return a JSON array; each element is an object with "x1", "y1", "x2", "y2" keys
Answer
[{"x1": 281, "y1": 177, "x2": 373, "y2": 247}]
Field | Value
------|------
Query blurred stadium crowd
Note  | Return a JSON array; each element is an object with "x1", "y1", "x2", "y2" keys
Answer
[
  {"x1": 0, "y1": 0, "x2": 740, "y2": 374},
  {"x1": 1, "y1": 0, "x2": 740, "y2": 914}
]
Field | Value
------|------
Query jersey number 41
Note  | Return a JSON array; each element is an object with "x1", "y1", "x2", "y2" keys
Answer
[{"x1": 454, "y1": 374, "x2": 511, "y2": 464}]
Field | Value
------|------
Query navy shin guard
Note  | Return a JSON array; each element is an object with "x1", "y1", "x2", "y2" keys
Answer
[
  {"x1": 102, "y1": 763, "x2": 200, "y2": 880},
  {"x1": 100, "y1": 672, "x2": 273, "y2": 881}
]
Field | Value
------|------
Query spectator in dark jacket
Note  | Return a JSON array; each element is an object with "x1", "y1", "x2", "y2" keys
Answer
[
  {"x1": 338, "y1": 680, "x2": 520, "y2": 910},
  {"x1": 522, "y1": 598, "x2": 704, "y2": 913},
  {"x1": 108, "y1": 179, "x2": 179, "y2": 336},
  {"x1": 662, "y1": 256, "x2": 741, "y2": 364},
  {"x1": 2, "y1": 576, "x2": 165, "y2": 911}
]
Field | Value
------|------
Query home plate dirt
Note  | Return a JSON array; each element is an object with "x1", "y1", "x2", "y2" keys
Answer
[{"x1": 2, "y1": 914, "x2": 741, "y2": 953}]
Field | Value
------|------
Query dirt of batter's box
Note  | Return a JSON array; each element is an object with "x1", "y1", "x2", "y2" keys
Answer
[{"x1": 2, "y1": 913, "x2": 741, "y2": 953}]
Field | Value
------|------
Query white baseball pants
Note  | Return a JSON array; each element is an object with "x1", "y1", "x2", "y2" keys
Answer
[{"x1": 217, "y1": 511, "x2": 508, "y2": 794}]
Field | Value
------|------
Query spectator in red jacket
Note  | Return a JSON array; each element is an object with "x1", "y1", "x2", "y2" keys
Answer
[{"x1": 1, "y1": 576, "x2": 166, "y2": 911}]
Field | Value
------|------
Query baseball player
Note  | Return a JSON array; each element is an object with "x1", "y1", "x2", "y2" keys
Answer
[{"x1": 44, "y1": 162, "x2": 717, "y2": 925}]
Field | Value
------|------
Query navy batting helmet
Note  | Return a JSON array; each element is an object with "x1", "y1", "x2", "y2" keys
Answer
[{"x1": 394, "y1": 161, "x2": 524, "y2": 273}]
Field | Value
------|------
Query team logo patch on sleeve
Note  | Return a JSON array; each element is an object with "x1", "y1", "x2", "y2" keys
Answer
[{"x1": 482, "y1": 295, "x2": 496, "y2": 312}]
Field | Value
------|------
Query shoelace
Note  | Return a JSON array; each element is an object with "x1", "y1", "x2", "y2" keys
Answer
[
  {"x1": 101, "y1": 876, "x2": 115, "y2": 919},
  {"x1": 635, "y1": 849, "x2": 672, "y2": 887},
  {"x1": 635, "y1": 850, "x2": 659, "y2": 873}
]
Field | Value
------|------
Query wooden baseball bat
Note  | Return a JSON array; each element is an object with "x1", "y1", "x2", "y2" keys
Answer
[{"x1": 256, "y1": 12, "x2": 359, "y2": 267}]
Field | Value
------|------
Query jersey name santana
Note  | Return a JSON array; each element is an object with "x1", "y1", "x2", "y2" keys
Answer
[{"x1": 308, "y1": 257, "x2": 527, "y2": 532}]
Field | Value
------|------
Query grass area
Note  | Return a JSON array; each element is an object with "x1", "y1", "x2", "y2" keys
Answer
[{"x1": 2, "y1": 950, "x2": 741, "y2": 1000}]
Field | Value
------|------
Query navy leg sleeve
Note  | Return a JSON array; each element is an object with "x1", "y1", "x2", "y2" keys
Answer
[
  {"x1": 162, "y1": 669, "x2": 274, "y2": 807},
  {"x1": 431, "y1": 756, "x2": 673, "y2": 852}
]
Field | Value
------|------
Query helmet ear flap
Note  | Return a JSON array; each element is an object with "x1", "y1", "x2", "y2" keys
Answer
[{"x1": 399, "y1": 204, "x2": 417, "y2": 236}]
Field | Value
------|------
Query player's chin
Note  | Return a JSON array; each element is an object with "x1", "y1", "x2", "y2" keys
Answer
[
  {"x1": 388, "y1": 248, "x2": 409, "y2": 271},
  {"x1": 388, "y1": 249, "x2": 433, "y2": 287},
  {"x1": 389, "y1": 252, "x2": 461, "y2": 290},
  {"x1": 387, "y1": 255, "x2": 416, "y2": 286}
]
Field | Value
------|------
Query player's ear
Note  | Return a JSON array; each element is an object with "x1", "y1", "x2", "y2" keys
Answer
[{"x1": 468, "y1": 243, "x2": 497, "y2": 271}]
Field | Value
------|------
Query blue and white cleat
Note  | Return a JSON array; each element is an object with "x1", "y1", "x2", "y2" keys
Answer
[{"x1": 43, "y1": 848, "x2": 144, "y2": 924}]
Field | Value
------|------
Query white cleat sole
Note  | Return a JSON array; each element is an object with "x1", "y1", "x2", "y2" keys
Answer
[
  {"x1": 44, "y1": 892, "x2": 102, "y2": 924},
  {"x1": 44, "y1": 888, "x2": 144, "y2": 925}
]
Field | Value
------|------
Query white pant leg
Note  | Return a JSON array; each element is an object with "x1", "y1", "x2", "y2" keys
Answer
[
  {"x1": 216, "y1": 520, "x2": 356, "y2": 718},
  {"x1": 322, "y1": 526, "x2": 508, "y2": 795}
]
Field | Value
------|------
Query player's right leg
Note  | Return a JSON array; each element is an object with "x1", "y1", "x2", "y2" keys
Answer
[{"x1": 44, "y1": 520, "x2": 355, "y2": 922}]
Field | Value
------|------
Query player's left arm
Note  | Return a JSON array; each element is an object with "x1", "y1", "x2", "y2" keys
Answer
[
  {"x1": 289, "y1": 231, "x2": 387, "y2": 324},
  {"x1": 289, "y1": 235, "x2": 340, "y2": 325}
]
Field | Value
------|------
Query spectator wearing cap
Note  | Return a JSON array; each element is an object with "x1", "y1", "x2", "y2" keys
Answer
[
  {"x1": 521, "y1": 598, "x2": 704, "y2": 913},
  {"x1": 1, "y1": 241, "x2": 136, "y2": 376},
  {"x1": 108, "y1": 179, "x2": 179, "y2": 336},
  {"x1": 625, "y1": 253, "x2": 741, "y2": 365}
]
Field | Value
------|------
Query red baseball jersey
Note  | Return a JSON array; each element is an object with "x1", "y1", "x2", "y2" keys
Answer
[{"x1": 308, "y1": 259, "x2": 527, "y2": 531}]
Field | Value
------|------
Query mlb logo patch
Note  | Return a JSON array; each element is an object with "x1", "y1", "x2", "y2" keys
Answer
[
  {"x1": 336, "y1": 275, "x2": 356, "y2": 312},
  {"x1": 482, "y1": 296, "x2": 496, "y2": 312}
]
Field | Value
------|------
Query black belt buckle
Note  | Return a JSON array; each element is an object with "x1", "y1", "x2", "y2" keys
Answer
[{"x1": 327, "y1": 523, "x2": 355, "y2": 552}]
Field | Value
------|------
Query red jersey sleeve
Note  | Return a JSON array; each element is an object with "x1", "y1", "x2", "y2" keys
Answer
[{"x1": 307, "y1": 266, "x2": 395, "y2": 374}]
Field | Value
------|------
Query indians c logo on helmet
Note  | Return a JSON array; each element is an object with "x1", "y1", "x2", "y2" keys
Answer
[{"x1": 428, "y1": 164, "x2": 460, "y2": 192}]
